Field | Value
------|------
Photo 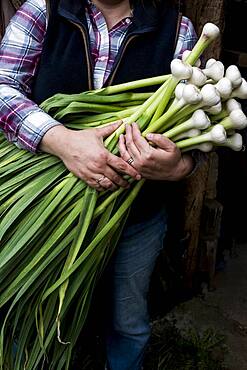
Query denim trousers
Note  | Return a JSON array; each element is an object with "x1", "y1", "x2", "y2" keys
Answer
[{"x1": 105, "y1": 209, "x2": 168, "y2": 370}]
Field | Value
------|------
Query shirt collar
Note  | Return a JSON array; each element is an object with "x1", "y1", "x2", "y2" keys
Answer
[
  {"x1": 86, "y1": 0, "x2": 133, "y2": 31},
  {"x1": 86, "y1": 0, "x2": 133, "y2": 22},
  {"x1": 58, "y1": 0, "x2": 171, "y2": 32}
]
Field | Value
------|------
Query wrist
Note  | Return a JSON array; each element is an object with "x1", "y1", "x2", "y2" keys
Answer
[
  {"x1": 170, "y1": 154, "x2": 194, "y2": 181},
  {"x1": 40, "y1": 124, "x2": 69, "y2": 157},
  {"x1": 180, "y1": 154, "x2": 195, "y2": 178}
]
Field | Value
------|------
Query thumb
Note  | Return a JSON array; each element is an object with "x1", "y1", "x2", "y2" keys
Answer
[
  {"x1": 96, "y1": 120, "x2": 123, "y2": 138},
  {"x1": 146, "y1": 133, "x2": 177, "y2": 152}
]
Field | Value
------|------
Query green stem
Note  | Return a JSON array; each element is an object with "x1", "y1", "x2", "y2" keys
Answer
[
  {"x1": 211, "y1": 109, "x2": 228, "y2": 123},
  {"x1": 158, "y1": 102, "x2": 202, "y2": 132},
  {"x1": 104, "y1": 80, "x2": 170, "y2": 150},
  {"x1": 94, "y1": 75, "x2": 171, "y2": 95},
  {"x1": 149, "y1": 77, "x2": 178, "y2": 124},
  {"x1": 163, "y1": 117, "x2": 194, "y2": 139},
  {"x1": 184, "y1": 34, "x2": 217, "y2": 66},
  {"x1": 56, "y1": 187, "x2": 98, "y2": 342},
  {"x1": 41, "y1": 179, "x2": 145, "y2": 301},
  {"x1": 176, "y1": 133, "x2": 211, "y2": 149},
  {"x1": 218, "y1": 116, "x2": 233, "y2": 131},
  {"x1": 143, "y1": 95, "x2": 186, "y2": 135}
]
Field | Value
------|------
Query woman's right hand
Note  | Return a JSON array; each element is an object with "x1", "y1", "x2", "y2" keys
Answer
[{"x1": 40, "y1": 121, "x2": 141, "y2": 191}]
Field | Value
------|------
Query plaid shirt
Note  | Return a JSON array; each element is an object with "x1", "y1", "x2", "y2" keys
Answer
[{"x1": 0, "y1": 0, "x2": 197, "y2": 152}]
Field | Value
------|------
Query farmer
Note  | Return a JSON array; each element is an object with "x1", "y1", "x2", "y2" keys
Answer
[{"x1": 0, "y1": 0, "x2": 197, "y2": 369}]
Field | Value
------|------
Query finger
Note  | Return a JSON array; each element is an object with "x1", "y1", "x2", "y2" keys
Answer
[
  {"x1": 125, "y1": 124, "x2": 141, "y2": 158},
  {"x1": 96, "y1": 120, "x2": 123, "y2": 138},
  {"x1": 97, "y1": 176, "x2": 114, "y2": 189},
  {"x1": 146, "y1": 133, "x2": 177, "y2": 152},
  {"x1": 132, "y1": 122, "x2": 150, "y2": 152},
  {"x1": 118, "y1": 134, "x2": 131, "y2": 162},
  {"x1": 107, "y1": 152, "x2": 141, "y2": 180},
  {"x1": 96, "y1": 185, "x2": 105, "y2": 192},
  {"x1": 95, "y1": 182, "x2": 117, "y2": 192},
  {"x1": 99, "y1": 177, "x2": 118, "y2": 192},
  {"x1": 90, "y1": 176, "x2": 117, "y2": 191},
  {"x1": 104, "y1": 166, "x2": 130, "y2": 188},
  {"x1": 87, "y1": 181, "x2": 105, "y2": 192}
]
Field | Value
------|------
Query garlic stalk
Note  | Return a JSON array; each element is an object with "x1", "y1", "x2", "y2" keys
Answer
[
  {"x1": 181, "y1": 142, "x2": 214, "y2": 153},
  {"x1": 176, "y1": 124, "x2": 227, "y2": 149},
  {"x1": 173, "y1": 128, "x2": 201, "y2": 141},
  {"x1": 182, "y1": 50, "x2": 201, "y2": 67},
  {"x1": 219, "y1": 109, "x2": 247, "y2": 131},
  {"x1": 156, "y1": 83, "x2": 221, "y2": 131},
  {"x1": 143, "y1": 84, "x2": 202, "y2": 134},
  {"x1": 209, "y1": 98, "x2": 241, "y2": 122},
  {"x1": 184, "y1": 23, "x2": 220, "y2": 65},
  {"x1": 217, "y1": 132, "x2": 243, "y2": 151},
  {"x1": 148, "y1": 59, "x2": 193, "y2": 124},
  {"x1": 149, "y1": 23, "x2": 221, "y2": 125},
  {"x1": 163, "y1": 109, "x2": 210, "y2": 139}
]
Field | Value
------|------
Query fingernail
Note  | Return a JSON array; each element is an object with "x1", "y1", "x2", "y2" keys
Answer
[
  {"x1": 146, "y1": 133, "x2": 153, "y2": 140},
  {"x1": 136, "y1": 174, "x2": 141, "y2": 180}
]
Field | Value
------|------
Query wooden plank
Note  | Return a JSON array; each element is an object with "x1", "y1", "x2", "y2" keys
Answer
[
  {"x1": 182, "y1": 158, "x2": 210, "y2": 286},
  {"x1": 184, "y1": 0, "x2": 225, "y2": 60},
  {"x1": 180, "y1": 0, "x2": 224, "y2": 285},
  {"x1": 0, "y1": 0, "x2": 24, "y2": 40}
]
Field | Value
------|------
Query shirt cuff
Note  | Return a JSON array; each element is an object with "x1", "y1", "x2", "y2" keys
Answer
[{"x1": 15, "y1": 110, "x2": 62, "y2": 153}]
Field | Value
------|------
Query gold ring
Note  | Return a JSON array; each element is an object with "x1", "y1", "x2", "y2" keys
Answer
[
  {"x1": 127, "y1": 157, "x2": 134, "y2": 165},
  {"x1": 96, "y1": 175, "x2": 106, "y2": 184}
]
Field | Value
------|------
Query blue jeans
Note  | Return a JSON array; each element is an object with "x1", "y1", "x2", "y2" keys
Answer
[{"x1": 106, "y1": 209, "x2": 168, "y2": 370}]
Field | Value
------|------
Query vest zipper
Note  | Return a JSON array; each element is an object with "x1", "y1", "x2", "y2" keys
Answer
[
  {"x1": 69, "y1": 21, "x2": 93, "y2": 90},
  {"x1": 106, "y1": 34, "x2": 138, "y2": 87},
  {"x1": 107, "y1": 11, "x2": 182, "y2": 86}
]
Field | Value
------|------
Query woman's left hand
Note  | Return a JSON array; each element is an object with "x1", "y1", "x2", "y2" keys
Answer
[{"x1": 118, "y1": 122, "x2": 194, "y2": 181}]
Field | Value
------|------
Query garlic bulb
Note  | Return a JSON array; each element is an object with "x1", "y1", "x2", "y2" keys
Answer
[
  {"x1": 225, "y1": 65, "x2": 242, "y2": 88},
  {"x1": 170, "y1": 59, "x2": 193, "y2": 80}
]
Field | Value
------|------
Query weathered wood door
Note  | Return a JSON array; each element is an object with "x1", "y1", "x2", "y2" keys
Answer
[
  {"x1": 184, "y1": 0, "x2": 225, "y2": 60},
  {"x1": 182, "y1": 0, "x2": 225, "y2": 284},
  {"x1": 0, "y1": 0, "x2": 23, "y2": 40}
]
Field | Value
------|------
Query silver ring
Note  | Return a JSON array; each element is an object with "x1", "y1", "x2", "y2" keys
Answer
[
  {"x1": 96, "y1": 175, "x2": 106, "y2": 184},
  {"x1": 127, "y1": 157, "x2": 134, "y2": 165}
]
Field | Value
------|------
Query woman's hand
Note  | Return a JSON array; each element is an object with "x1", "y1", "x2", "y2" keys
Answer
[
  {"x1": 40, "y1": 121, "x2": 141, "y2": 191},
  {"x1": 118, "y1": 122, "x2": 194, "y2": 181}
]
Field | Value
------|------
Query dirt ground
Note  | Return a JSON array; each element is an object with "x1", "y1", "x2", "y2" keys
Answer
[{"x1": 152, "y1": 242, "x2": 247, "y2": 370}]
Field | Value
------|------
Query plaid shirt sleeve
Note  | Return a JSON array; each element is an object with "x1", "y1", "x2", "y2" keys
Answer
[
  {"x1": 174, "y1": 16, "x2": 198, "y2": 59},
  {"x1": 0, "y1": 0, "x2": 61, "y2": 153}
]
